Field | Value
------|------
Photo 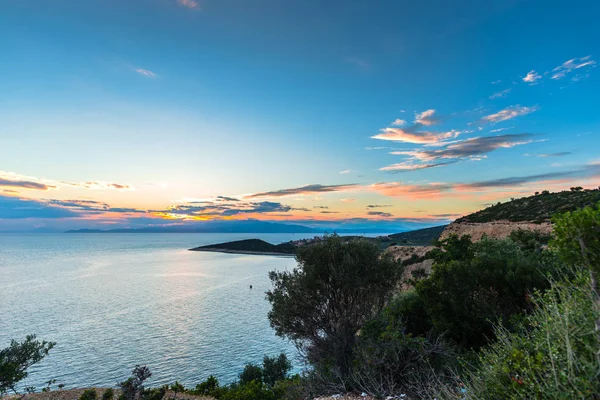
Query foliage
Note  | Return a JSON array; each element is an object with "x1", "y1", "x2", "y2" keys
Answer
[
  {"x1": 417, "y1": 235, "x2": 564, "y2": 349},
  {"x1": 79, "y1": 389, "x2": 97, "y2": 400},
  {"x1": 0, "y1": 335, "x2": 56, "y2": 395},
  {"x1": 509, "y1": 229, "x2": 552, "y2": 252},
  {"x1": 195, "y1": 239, "x2": 295, "y2": 254},
  {"x1": 351, "y1": 305, "x2": 456, "y2": 398},
  {"x1": 388, "y1": 225, "x2": 447, "y2": 246},
  {"x1": 460, "y1": 271, "x2": 600, "y2": 399},
  {"x1": 262, "y1": 354, "x2": 292, "y2": 387},
  {"x1": 238, "y1": 364, "x2": 263, "y2": 385},
  {"x1": 551, "y1": 202, "x2": 600, "y2": 279},
  {"x1": 267, "y1": 235, "x2": 403, "y2": 377},
  {"x1": 191, "y1": 375, "x2": 220, "y2": 397},
  {"x1": 456, "y1": 188, "x2": 600, "y2": 223},
  {"x1": 118, "y1": 365, "x2": 152, "y2": 400},
  {"x1": 102, "y1": 388, "x2": 114, "y2": 400},
  {"x1": 169, "y1": 381, "x2": 184, "y2": 393}
]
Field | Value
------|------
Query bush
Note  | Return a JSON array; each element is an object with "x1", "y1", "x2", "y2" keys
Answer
[
  {"x1": 191, "y1": 375, "x2": 221, "y2": 397},
  {"x1": 239, "y1": 363, "x2": 263, "y2": 385},
  {"x1": 350, "y1": 301, "x2": 456, "y2": 398},
  {"x1": 79, "y1": 389, "x2": 97, "y2": 400},
  {"x1": 0, "y1": 335, "x2": 56, "y2": 395},
  {"x1": 460, "y1": 270, "x2": 600, "y2": 399},
  {"x1": 102, "y1": 388, "x2": 114, "y2": 400},
  {"x1": 267, "y1": 235, "x2": 403, "y2": 377},
  {"x1": 417, "y1": 236, "x2": 564, "y2": 349},
  {"x1": 262, "y1": 354, "x2": 292, "y2": 387},
  {"x1": 118, "y1": 365, "x2": 152, "y2": 400}
]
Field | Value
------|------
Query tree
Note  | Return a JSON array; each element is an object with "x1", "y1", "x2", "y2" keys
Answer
[
  {"x1": 417, "y1": 236, "x2": 563, "y2": 349},
  {"x1": 551, "y1": 202, "x2": 600, "y2": 360},
  {"x1": 118, "y1": 365, "x2": 152, "y2": 400},
  {"x1": 0, "y1": 335, "x2": 55, "y2": 395},
  {"x1": 239, "y1": 364, "x2": 263, "y2": 385},
  {"x1": 262, "y1": 354, "x2": 291, "y2": 387},
  {"x1": 267, "y1": 235, "x2": 403, "y2": 378}
]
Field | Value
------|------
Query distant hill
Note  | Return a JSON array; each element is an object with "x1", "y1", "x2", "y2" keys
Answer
[
  {"x1": 388, "y1": 225, "x2": 447, "y2": 246},
  {"x1": 65, "y1": 220, "x2": 319, "y2": 234},
  {"x1": 457, "y1": 188, "x2": 600, "y2": 224},
  {"x1": 190, "y1": 239, "x2": 296, "y2": 254}
]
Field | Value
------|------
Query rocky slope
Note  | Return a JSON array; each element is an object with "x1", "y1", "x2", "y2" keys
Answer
[{"x1": 439, "y1": 220, "x2": 553, "y2": 241}]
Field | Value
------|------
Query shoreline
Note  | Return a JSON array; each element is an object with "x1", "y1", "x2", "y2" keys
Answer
[{"x1": 189, "y1": 247, "x2": 295, "y2": 257}]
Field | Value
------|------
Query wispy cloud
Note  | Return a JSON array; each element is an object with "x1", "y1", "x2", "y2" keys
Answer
[
  {"x1": 152, "y1": 199, "x2": 305, "y2": 220},
  {"x1": 491, "y1": 80, "x2": 502, "y2": 84},
  {"x1": 489, "y1": 126, "x2": 513, "y2": 133},
  {"x1": 489, "y1": 88, "x2": 511, "y2": 99},
  {"x1": 0, "y1": 178, "x2": 56, "y2": 191},
  {"x1": 339, "y1": 169, "x2": 352, "y2": 174},
  {"x1": 177, "y1": 0, "x2": 200, "y2": 9},
  {"x1": 482, "y1": 105, "x2": 539, "y2": 123},
  {"x1": 522, "y1": 70, "x2": 542, "y2": 84},
  {"x1": 246, "y1": 183, "x2": 359, "y2": 199},
  {"x1": 345, "y1": 57, "x2": 370, "y2": 70},
  {"x1": 392, "y1": 119, "x2": 406, "y2": 126},
  {"x1": 551, "y1": 56, "x2": 596, "y2": 80},
  {"x1": 538, "y1": 152, "x2": 572, "y2": 157},
  {"x1": 372, "y1": 127, "x2": 462, "y2": 144},
  {"x1": 135, "y1": 68, "x2": 157, "y2": 78},
  {"x1": 414, "y1": 109, "x2": 439, "y2": 126},
  {"x1": 366, "y1": 204, "x2": 392, "y2": 208},
  {"x1": 390, "y1": 133, "x2": 536, "y2": 162},
  {"x1": 367, "y1": 211, "x2": 393, "y2": 218},
  {"x1": 380, "y1": 160, "x2": 458, "y2": 172},
  {"x1": 62, "y1": 181, "x2": 135, "y2": 191}
]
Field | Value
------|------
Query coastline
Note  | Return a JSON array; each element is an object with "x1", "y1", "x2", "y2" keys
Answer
[{"x1": 189, "y1": 247, "x2": 295, "y2": 257}]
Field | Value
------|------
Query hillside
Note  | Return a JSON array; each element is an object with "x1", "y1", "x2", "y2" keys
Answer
[
  {"x1": 388, "y1": 225, "x2": 447, "y2": 246},
  {"x1": 457, "y1": 188, "x2": 600, "y2": 224},
  {"x1": 190, "y1": 239, "x2": 296, "y2": 254}
]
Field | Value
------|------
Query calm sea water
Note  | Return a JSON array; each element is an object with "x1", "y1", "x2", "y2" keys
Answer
[{"x1": 0, "y1": 233, "x2": 321, "y2": 390}]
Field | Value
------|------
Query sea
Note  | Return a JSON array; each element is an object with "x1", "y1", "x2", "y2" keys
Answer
[{"x1": 0, "y1": 232, "x2": 329, "y2": 390}]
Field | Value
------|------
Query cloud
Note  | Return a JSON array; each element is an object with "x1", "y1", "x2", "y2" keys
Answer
[
  {"x1": 339, "y1": 169, "x2": 352, "y2": 174},
  {"x1": 538, "y1": 152, "x2": 572, "y2": 158},
  {"x1": 366, "y1": 204, "x2": 392, "y2": 208},
  {"x1": 320, "y1": 211, "x2": 339, "y2": 214},
  {"x1": 482, "y1": 105, "x2": 539, "y2": 123},
  {"x1": 491, "y1": 80, "x2": 502, "y2": 84},
  {"x1": 523, "y1": 70, "x2": 542, "y2": 84},
  {"x1": 216, "y1": 196, "x2": 240, "y2": 202},
  {"x1": 380, "y1": 160, "x2": 458, "y2": 172},
  {"x1": 46, "y1": 199, "x2": 145, "y2": 214},
  {"x1": 0, "y1": 195, "x2": 79, "y2": 219},
  {"x1": 489, "y1": 88, "x2": 512, "y2": 99},
  {"x1": 372, "y1": 127, "x2": 462, "y2": 144},
  {"x1": 391, "y1": 133, "x2": 535, "y2": 162},
  {"x1": 345, "y1": 57, "x2": 370, "y2": 70},
  {"x1": 177, "y1": 0, "x2": 200, "y2": 9},
  {"x1": 313, "y1": 206, "x2": 329, "y2": 209},
  {"x1": 0, "y1": 178, "x2": 56, "y2": 191},
  {"x1": 551, "y1": 56, "x2": 596, "y2": 80},
  {"x1": 369, "y1": 182, "x2": 454, "y2": 200},
  {"x1": 489, "y1": 126, "x2": 513, "y2": 133},
  {"x1": 392, "y1": 119, "x2": 407, "y2": 126},
  {"x1": 62, "y1": 181, "x2": 135, "y2": 191},
  {"x1": 414, "y1": 109, "x2": 439, "y2": 126},
  {"x1": 135, "y1": 68, "x2": 157, "y2": 78},
  {"x1": 246, "y1": 183, "x2": 359, "y2": 199},
  {"x1": 340, "y1": 198, "x2": 355, "y2": 203},
  {"x1": 367, "y1": 211, "x2": 393, "y2": 217}
]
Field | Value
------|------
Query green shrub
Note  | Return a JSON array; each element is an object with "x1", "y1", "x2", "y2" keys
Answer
[
  {"x1": 267, "y1": 235, "x2": 403, "y2": 377},
  {"x1": 417, "y1": 236, "x2": 564, "y2": 349},
  {"x1": 118, "y1": 365, "x2": 151, "y2": 400},
  {"x1": 461, "y1": 271, "x2": 600, "y2": 399},
  {"x1": 192, "y1": 375, "x2": 221, "y2": 397},
  {"x1": 262, "y1": 354, "x2": 292, "y2": 387},
  {"x1": 0, "y1": 335, "x2": 56, "y2": 395},
  {"x1": 79, "y1": 389, "x2": 97, "y2": 400},
  {"x1": 169, "y1": 381, "x2": 184, "y2": 393},
  {"x1": 101, "y1": 388, "x2": 114, "y2": 400},
  {"x1": 239, "y1": 363, "x2": 263, "y2": 385}
]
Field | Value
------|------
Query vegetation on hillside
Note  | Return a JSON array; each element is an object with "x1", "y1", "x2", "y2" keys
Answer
[
  {"x1": 388, "y1": 225, "x2": 447, "y2": 246},
  {"x1": 457, "y1": 187, "x2": 600, "y2": 223},
  {"x1": 191, "y1": 239, "x2": 296, "y2": 254}
]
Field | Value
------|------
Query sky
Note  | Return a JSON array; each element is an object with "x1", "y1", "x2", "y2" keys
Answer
[{"x1": 1, "y1": 0, "x2": 599, "y2": 232}]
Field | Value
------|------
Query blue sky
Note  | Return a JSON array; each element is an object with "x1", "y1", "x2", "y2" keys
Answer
[{"x1": 1, "y1": 0, "x2": 599, "y2": 231}]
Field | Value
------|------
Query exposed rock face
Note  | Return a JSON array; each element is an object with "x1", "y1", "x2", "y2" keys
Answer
[
  {"x1": 440, "y1": 220, "x2": 553, "y2": 242},
  {"x1": 386, "y1": 245, "x2": 436, "y2": 289}
]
